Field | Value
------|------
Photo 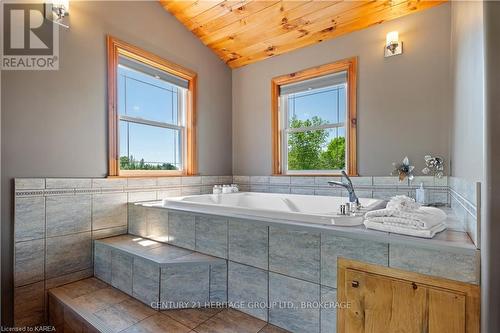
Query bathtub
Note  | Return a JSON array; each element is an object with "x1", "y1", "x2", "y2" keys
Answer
[{"x1": 159, "y1": 192, "x2": 385, "y2": 227}]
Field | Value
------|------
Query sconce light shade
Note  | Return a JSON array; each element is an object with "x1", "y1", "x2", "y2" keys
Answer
[
  {"x1": 385, "y1": 31, "x2": 403, "y2": 57},
  {"x1": 45, "y1": 0, "x2": 70, "y2": 28}
]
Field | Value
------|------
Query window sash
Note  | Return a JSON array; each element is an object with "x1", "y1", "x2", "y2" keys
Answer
[{"x1": 279, "y1": 84, "x2": 348, "y2": 174}]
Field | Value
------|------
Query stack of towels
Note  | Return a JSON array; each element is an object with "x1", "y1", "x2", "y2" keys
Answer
[{"x1": 364, "y1": 195, "x2": 447, "y2": 238}]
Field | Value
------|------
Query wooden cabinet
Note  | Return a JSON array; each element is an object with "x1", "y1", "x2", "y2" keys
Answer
[{"x1": 337, "y1": 258, "x2": 480, "y2": 333}]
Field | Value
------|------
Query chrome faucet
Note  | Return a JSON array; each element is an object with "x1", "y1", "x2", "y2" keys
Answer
[{"x1": 328, "y1": 171, "x2": 360, "y2": 206}]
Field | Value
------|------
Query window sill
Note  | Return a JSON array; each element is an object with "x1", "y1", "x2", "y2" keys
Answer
[{"x1": 108, "y1": 170, "x2": 189, "y2": 178}]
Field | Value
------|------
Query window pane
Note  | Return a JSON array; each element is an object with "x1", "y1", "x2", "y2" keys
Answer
[
  {"x1": 118, "y1": 65, "x2": 179, "y2": 125},
  {"x1": 287, "y1": 85, "x2": 346, "y2": 127},
  {"x1": 287, "y1": 128, "x2": 345, "y2": 171},
  {"x1": 119, "y1": 121, "x2": 181, "y2": 171}
]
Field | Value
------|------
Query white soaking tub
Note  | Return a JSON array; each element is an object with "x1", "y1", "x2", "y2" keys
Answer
[{"x1": 160, "y1": 192, "x2": 385, "y2": 227}]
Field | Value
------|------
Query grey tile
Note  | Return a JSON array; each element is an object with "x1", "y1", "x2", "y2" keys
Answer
[
  {"x1": 14, "y1": 239, "x2": 44, "y2": 287},
  {"x1": 128, "y1": 204, "x2": 148, "y2": 237},
  {"x1": 290, "y1": 177, "x2": 315, "y2": 186},
  {"x1": 202, "y1": 176, "x2": 219, "y2": 185},
  {"x1": 269, "y1": 227, "x2": 320, "y2": 283},
  {"x1": 321, "y1": 234, "x2": 388, "y2": 288},
  {"x1": 15, "y1": 178, "x2": 45, "y2": 190},
  {"x1": 229, "y1": 220, "x2": 268, "y2": 270},
  {"x1": 94, "y1": 306, "x2": 140, "y2": 332},
  {"x1": 270, "y1": 176, "x2": 290, "y2": 185},
  {"x1": 218, "y1": 176, "x2": 233, "y2": 183},
  {"x1": 94, "y1": 242, "x2": 112, "y2": 283},
  {"x1": 195, "y1": 308, "x2": 266, "y2": 333},
  {"x1": 233, "y1": 176, "x2": 250, "y2": 184},
  {"x1": 157, "y1": 177, "x2": 181, "y2": 187},
  {"x1": 350, "y1": 176, "x2": 373, "y2": 186},
  {"x1": 160, "y1": 264, "x2": 210, "y2": 309},
  {"x1": 269, "y1": 186, "x2": 290, "y2": 194},
  {"x1": 147, "y1": 208, "x2": 169, "y2": 243},
  {"x1": 14, "y1": 281, "x2": 45, "y2": 327},
  {"x1": 168, "y1": 211, "x2": 196, "y2": 250},
  {"x1": 127, "y1": 178, "x2": 157, "y2": 188},
  {"x1": 373, "y1": 190, "x2": 409, "y2": 200},
  {"x1": 46, "y1": 195, "x2": 91, "y2": 237},
  {"x1": 373, "y1": 176, "x2": 404, "y2": 187},
  {"x1": 111, "y1": 250, "x2": 134, "y2": 295},
  {"x1": 92, "y1": 226, "x2": 128, "y2": 240},
  {"x1": 92, "y1": 193, "x2": 127, "y2": 230},
  {"x1": 321, "y1": 286, "x2": 337, "y2": 333},
  {"x1": 250, "y1": 185, "x2": 269, "y2": 193},
  {"x1": 15, "y1": 196, "x2": 45, "y2": 242},
  {"x1": 389, "y1": 244, "x2": 480, "y2": 284},
  {"x1": 46, "y1": 178, "x2": 92, "y2": 189},
  {"x1": 315, "y1": 176, "x2": 340, "y2": 186},
  {"x1": 45, "y1": 268, "x2": 94, "y2": 290},
  {"x1": 250, "y1": 176, "x2": 269, "y2": 184},
  {"x1": 122, "y1": 313, "x2": 192, "y2": 333},
  {"x1": 210, "y1": 262, "x2": 227, "y2": 303},
  {"x1": 269, "y1": 272, "x2": 320, "y2": 333},
  {"x1": 181, "y1": 176, "x2": 202, "y2": 186},
  {"x1": 128, "y1": 191, "x2": 157, "y2": 203},
  {"x1": 92, "y1": 178, "x2": 127, "y2": 188},
  {"x1": 157, "y1": 188, "x2": 182, "y2": 198},
  {"x1": 133, "y1": 257, "x2": 160, "y2": 306},
  {"x1": 228, "y1": 262, "x2": 268, "y2": 321},
  {"x1": 195, "y1": 215, "x2": 228, "y2": 258},
  {"x1": 46, "y1": 232, "x2": 92, "y2": 279},
  {"x1": 181, "y1": 186, "x2": 201, "y2": 195}
]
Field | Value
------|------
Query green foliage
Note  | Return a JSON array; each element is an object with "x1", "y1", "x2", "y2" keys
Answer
[
  {"x1": 320, "y1": 136, "x2": 346, "y2": 170},
  {"x1": 287, "y1": 116, "x2": 345, "y2": 171},
  {"x1": 120, "y1": 155, "x2": 177, "y2": 171}
]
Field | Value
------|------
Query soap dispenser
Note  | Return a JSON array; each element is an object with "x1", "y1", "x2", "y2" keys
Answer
[{"x1": 415, "y1": 183, "x2": 430, "y2": 205}]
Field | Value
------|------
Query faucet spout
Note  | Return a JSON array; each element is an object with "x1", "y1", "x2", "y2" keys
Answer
[{"x1": 328, "y1": 171, "x2": 360, "y2": 206}]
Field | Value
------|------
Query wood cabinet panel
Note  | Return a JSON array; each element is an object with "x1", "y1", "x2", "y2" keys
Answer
[
  {"x1": 345, "y1": 269, "x2": 427, "y2": 333},
  {"x1": 428, "y1": 288, "x2": 466, "y2": 333},
  {"x1": 338, "y1": 258, "x2": 480, "y2": 333}
]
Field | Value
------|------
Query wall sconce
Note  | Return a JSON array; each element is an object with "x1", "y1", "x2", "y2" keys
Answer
[
  {"x1": 45, "y1": 0, "x2": 70, "y2": 28},
  {"x1": 385, "y1": 31, "x2": 403, "y2": 57}
]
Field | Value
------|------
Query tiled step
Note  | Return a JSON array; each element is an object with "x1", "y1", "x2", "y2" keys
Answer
[
  {"x1": 94, "y1": 235, "x2": 227, "y2": 310},
  {"x1": 48, "y1": 278, "x2": 289, "y2": 333}
]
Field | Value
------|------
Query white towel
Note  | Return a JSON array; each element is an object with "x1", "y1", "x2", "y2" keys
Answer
[
  {"x1": 364, "y1": 206, "x2": 447, "y2": 230},
  {"x1": 363, "y1": 219, "x2": 446, "y2": 238}
]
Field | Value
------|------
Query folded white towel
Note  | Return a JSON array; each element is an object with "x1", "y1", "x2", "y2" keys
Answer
[
  {"x1": 363, "y1": 219, "x2": 446, "y2": 238},
  {"x1": 386, "y1": 195, "x2": 421, "y2": 212},
  {"x1": 364, "y1": 206, "x2": 447, "y2": 230}
]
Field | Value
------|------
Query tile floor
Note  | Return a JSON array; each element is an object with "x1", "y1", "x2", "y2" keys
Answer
[{"x1": 49, "y1": 277, "x2": 290, "y2": 333}]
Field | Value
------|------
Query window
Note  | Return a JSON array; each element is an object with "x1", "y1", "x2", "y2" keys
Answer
[
  {"x1": 271, "y1": 58, "x2": 357, "y2": 176},
  {"x1": 107, "y1": 36, "x2": 197, "y2": 176}
]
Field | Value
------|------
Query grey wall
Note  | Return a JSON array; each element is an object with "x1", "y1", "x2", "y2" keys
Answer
[
  {"x1": 1, "y1": 1, "x2": 232, "y2": 324},
  {"x1": 450, "y1": 1, "x2": 484, "y2": 183},
  {"x1": 232, "y1": 4, "x2": 452, "y2": 176},
  {"x1": 483, "y1": 2, "x2": 500, "y2": 332}
]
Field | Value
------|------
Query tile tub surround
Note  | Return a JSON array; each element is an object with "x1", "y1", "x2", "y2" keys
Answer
[
  {"x1": 130, "y1": 205, "x2": 478, "y2": 333},
  {"x1": 12, "y1": 174, "x2": 478, "y2": 328},
  {"x1": 94, "y1": 235, "x2": 227, "y2": 310},
  {"x1": 12, "y1": 175, "x2": 232, "y2": 326},
  {"x1": 233, "y1": 175, "x2": 480, "y2": 246},
  {"x1": 49, "y1": 278, "x2": 290, "y2": 333}
]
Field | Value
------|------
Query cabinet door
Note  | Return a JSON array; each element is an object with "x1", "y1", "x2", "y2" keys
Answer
[
  {"x1": 428, "y1": 287, "x2": 466, "y2": 333},
  {"x1": 344, "y1": 268, "x2": 427, "y2": 333}
]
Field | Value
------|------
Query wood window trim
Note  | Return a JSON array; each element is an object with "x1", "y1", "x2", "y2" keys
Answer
[
  {"x1": 271, "y1": 57, "x2": 358, "y2": 177},
  {"x1": 107, "y1": 35, "x2": 197, "y2": 177}
]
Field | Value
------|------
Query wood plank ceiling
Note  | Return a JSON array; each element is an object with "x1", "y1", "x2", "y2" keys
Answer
[{"x1": 160, "y1": 0, "x2": 446, "y2": 68}]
